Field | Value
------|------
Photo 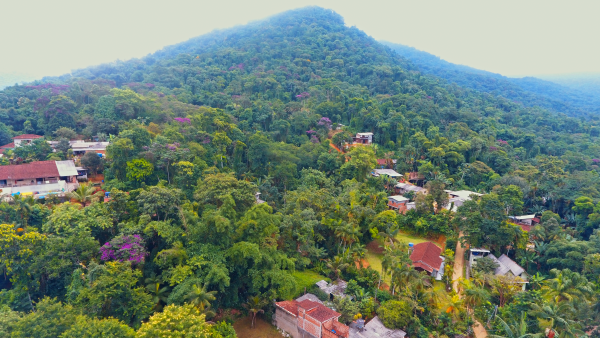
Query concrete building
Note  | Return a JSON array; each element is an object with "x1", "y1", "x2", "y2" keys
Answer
[
  {"x1": 0, "y1": 160, "x2": 79, "y2": 199},
  {"x1": 387, "y1": 195, "x2": 410, "y2": 214},
  {"x1": 275, "y1": 298, "x2": 350, "y2": 338},
  {"x1": 349, "y1": 316, "x2": 406, "y2": 338},
  {"x1": 508, "y1": 215, "x2": 540, "y2": 232},
  {"x1": 371, "y1": 169, "x2": 403, "y2": 179},
  {"x1": 395, "y1": 182, "x2": 426, "y2": 195},
  {"x1": 12, "y1": 134, "x2": 43, "y2": 147},
  {"x1": 353, "y1": 133, "x2": 373, "y2": 145}
]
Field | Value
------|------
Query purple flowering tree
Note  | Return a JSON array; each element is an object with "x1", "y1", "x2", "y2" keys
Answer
[
  {"x1": 100, "y1": 234, "x2": 148, "y2": 264},
  {"x1": 174, "y1": 117, "x2": 191, "y2": 124},
  {"x1": 317, "y1": 117, "x2": 332, "y2": 130}
]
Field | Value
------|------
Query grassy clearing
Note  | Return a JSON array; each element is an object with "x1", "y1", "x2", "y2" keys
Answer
[
  {"x1": 394, "y1": 231, "x2": 430, "y2": 246},
  {"x1": 233, "y1": 316, "x2": 282, "y2": 338},
  {"x1": 291, "y1": 270, "x2": 327, "y2": 298}
]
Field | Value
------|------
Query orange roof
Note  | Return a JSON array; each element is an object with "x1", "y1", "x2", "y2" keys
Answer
[
  {"x1": 275, "y1": 299, "x2": 341, "y2": 323},
  {"x1": 0, "y1": 161, "x2": 59, "y2": 180},
  {"x1": 410, "y1": 242, "x2": 442, "y2": 273},
  {"x1": 0, "y1": 142, "x2": 14, "y2": 149},
  {"x1": 13, "y1": 134, "x2": 43, "y2": 140}
]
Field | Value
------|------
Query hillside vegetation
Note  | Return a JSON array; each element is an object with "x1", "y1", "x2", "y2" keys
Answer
[
  {"x1": 383, "y1": 41, "x2": 600, "y2": 117},
  {"x1": 0, "y1": 7, "x2": 599, "y2": 338}
]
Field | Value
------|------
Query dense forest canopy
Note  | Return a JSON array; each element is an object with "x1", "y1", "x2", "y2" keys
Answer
[
  {"x1": 0, "y1": 6, "x2": 599, "y2": 338},
  {"x1": 382, "y1": 41, "x2": 600, "y2": 118}
]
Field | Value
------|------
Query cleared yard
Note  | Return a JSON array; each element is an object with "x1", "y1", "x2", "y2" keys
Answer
[{"x1": 233, "y1": 316, "x2": 282, "y2": 338}]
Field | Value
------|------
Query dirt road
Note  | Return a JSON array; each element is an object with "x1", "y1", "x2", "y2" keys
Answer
[{"x1": 453, "y1": 232, "x2": 488, "y2": 338}]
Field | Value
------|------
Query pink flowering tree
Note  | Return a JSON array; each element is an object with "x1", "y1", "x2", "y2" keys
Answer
[
  {"x1": 174, "y1": 117, "x2": 191, "y2": 124},
  {"x1": 100, "y1": 234, "x2": 148, "y2": 265}
]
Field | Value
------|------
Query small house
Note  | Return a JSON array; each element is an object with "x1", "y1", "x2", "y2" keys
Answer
[
  {"x1": 371, "y1": 169, "x2": 402, "y2": 179},
  {"x1": 376, "y1": 159, "x2": 397, "y2": 169},
  {"x1": 353, "y1": 133, "x2": 373, "y2": 145},
  {"x1": 467, "y1": 249, "x2": 528, "y2": 290},
  {"x1": 409, "y1": 242, "x2": 445, "y2": 280},
  {"x1": 0, "y1": 160, "x2": 79, "y2": 199},
  {"x1": 12, "y1": 134, "x2": 43, "y2": 147},
  {"x1": 349, "y1": 316, "x2": 406, "y2": 338},
  {"x1": 508, "y1": 215, "x2": 540, "y2": 232},
  {"x1": 395, "y1": 182, "x2": 426, "y2": 195},
  {"x1": 388, "y1": 195, "x2": 409, "y2": 213},
  {"x1": 274, "y1": 296, "x2": 350, "y2": 338}
]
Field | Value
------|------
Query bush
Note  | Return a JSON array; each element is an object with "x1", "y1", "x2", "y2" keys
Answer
[
  {"x1": 445, "y1": 237, "x2": 457, "y2": 251},
  {"x1": 308, "y1": 285, "x2": 329, "y2": 302},
  {"x1": 375, "y1": 289, "x2": 392, "y2": 303},
  {"x1": 377, "y1": 300, "x2": 412, "y2": 329}
]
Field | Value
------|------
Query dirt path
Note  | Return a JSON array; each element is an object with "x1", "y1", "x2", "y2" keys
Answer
[{"x1": 453, "y1": 232, "x2": 488, "y2": 338}]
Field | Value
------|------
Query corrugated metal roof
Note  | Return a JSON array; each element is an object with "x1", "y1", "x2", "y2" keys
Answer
[
  {"x1": 497, "y1": 254, "x2": 525, "y2": 276},
  {"x1": 55, "y1": 160, "x2": 78, "y2": 176}
]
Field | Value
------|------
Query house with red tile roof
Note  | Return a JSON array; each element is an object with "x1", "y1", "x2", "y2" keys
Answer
[
  {"x1": 409, "y1": 241, "x2": 445, "y2": 280},
  {"x1": 275, "y1": 297, "x2": 349, "y2": 338},
  {"x1": 12, "y1": 134, "x2": 43, "y2": 147},
  {"x1": 0, "y1": 160, "x2": 79, "y2": 198}
]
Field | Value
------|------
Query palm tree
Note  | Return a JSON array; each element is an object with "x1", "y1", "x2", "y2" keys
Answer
[
  {"x1": 530, "y1": 302, "x2": 583, "y2": 338},
  {"x1": 11, "y1": 194, "x2": 34, "y2": 227},
  {"x1": 529, "y1": 205, "x2": 546, "y2": 216},
  {"x1": 529, "y1": 273, "x2": 545, "y2": 290},
  {"x1": 326, "y1": 256, "x2": 349, "y2": 280},
  {"x1": 146, "y1": 281, "x2": 170, "y2": 311},
  {"x1": 490, "y1": 312, "x2": 543, "y2": 338},
  {"x1": 543, "y1": 269, "x2": 594, "y2": 303},
  {"x1": 520, "y1": 250, "x2": 539, "y2": 273},
  {"x1": 66, "y1": 183, "x2": 102, "y2": 207},
  {"x1": 461, "y1": 279, "x2": 491, "y2": 312},
  {"x1": 185, "y1": 283, "x2": 216, "y2": 316},
  {"x1": 243, "y1": 295, "x2": 266, "y2": 329}
]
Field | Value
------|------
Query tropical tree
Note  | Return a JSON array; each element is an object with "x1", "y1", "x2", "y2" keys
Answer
[
  {"x1": 66, "y1": 183, "x2": 103, "y2": 207},
  {"x1": 185, "y1": 283, "x2": 217, "y2": 317},
  {"x1": 243, "y1": 295, "x2": 267, "y2": 329},
  {"x1": 490, "y1": 312, "x2": 543, "y2": 338}
]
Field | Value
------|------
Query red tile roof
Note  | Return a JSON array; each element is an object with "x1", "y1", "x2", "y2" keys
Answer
[
  {"x1": 276, "y1": 300, "x2": 299, "y2": 316},
  {"x1": 12, "y1": 134, "x2": 43, "y2": 140},
  {"x1": 410, "y1": 242, "x2": 443, "y2": 273},
  {"x1": 0, "y1": 142, "x2": 14, "y2": 149},
  {"x1": 0, "y1": 161, "x2": 59, "y2": 181},
  {"x1": 298, "y1": 299, "x2": 319, "y2": 311},
  {"x1": 275, "y1": 300, "x2": 341, "y2": 323},
  {"x1": 307, "y1": 305, "x2": 340, "y2": 322}
]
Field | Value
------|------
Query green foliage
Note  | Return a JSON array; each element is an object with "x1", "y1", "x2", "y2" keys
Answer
[
  {"x1": 1, "y1": 6, "x2": 600, "y2": 336},
  {"x1": 73, "y1": 262, "x2": 153, "y2": 326},
  {"x1": 61, "y1": 316, "x2": 135, "y2": 338},
  {"x1": 127, "y1": 158, "x2": 154, "y2": 183},
  {"x1": 135, "y1": 304, "x2": 214, "y2": 338},
  {"x1": 377, "y1": 299, "x2": 413, "y2": 329}
]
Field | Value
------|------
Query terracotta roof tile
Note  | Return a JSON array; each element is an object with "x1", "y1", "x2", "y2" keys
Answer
[
  {"x1": 0, "y1": 143, "x2": 14, "y2": 149},
  {"x1": 0, "y1": 161, "x2": 59, "y2": 181},
  {"x1": 410, "y1": 242, "x2": 442, "y2": 273},
  {"x1": 307, "y1": 305, "x2": 340, "y2": 322},
  {"x1": 12, "y1": 134, "x2": 43, "y2": 140},
  {"x1": 275, "y1": 300, "x2": 299, "y2": 316},
  {"x1": 298, "y1": 299, "x2": 319, "y2": 310}
]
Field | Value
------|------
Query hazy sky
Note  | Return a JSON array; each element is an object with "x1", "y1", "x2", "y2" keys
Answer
[{"x1": 2, "y1": 0, "x2": 599, "y2": 79}]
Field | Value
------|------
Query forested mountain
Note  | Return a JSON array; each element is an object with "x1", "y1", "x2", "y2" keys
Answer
[
  {"x1": 1, "y1": 6, "x2": 599, "y2": 338},
  {"x1": 539, "y1": 72, "x2": 600, "y2": 97},
  {"x1": 382, "y1": 42, "x2": 600, "y2": 117}
]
